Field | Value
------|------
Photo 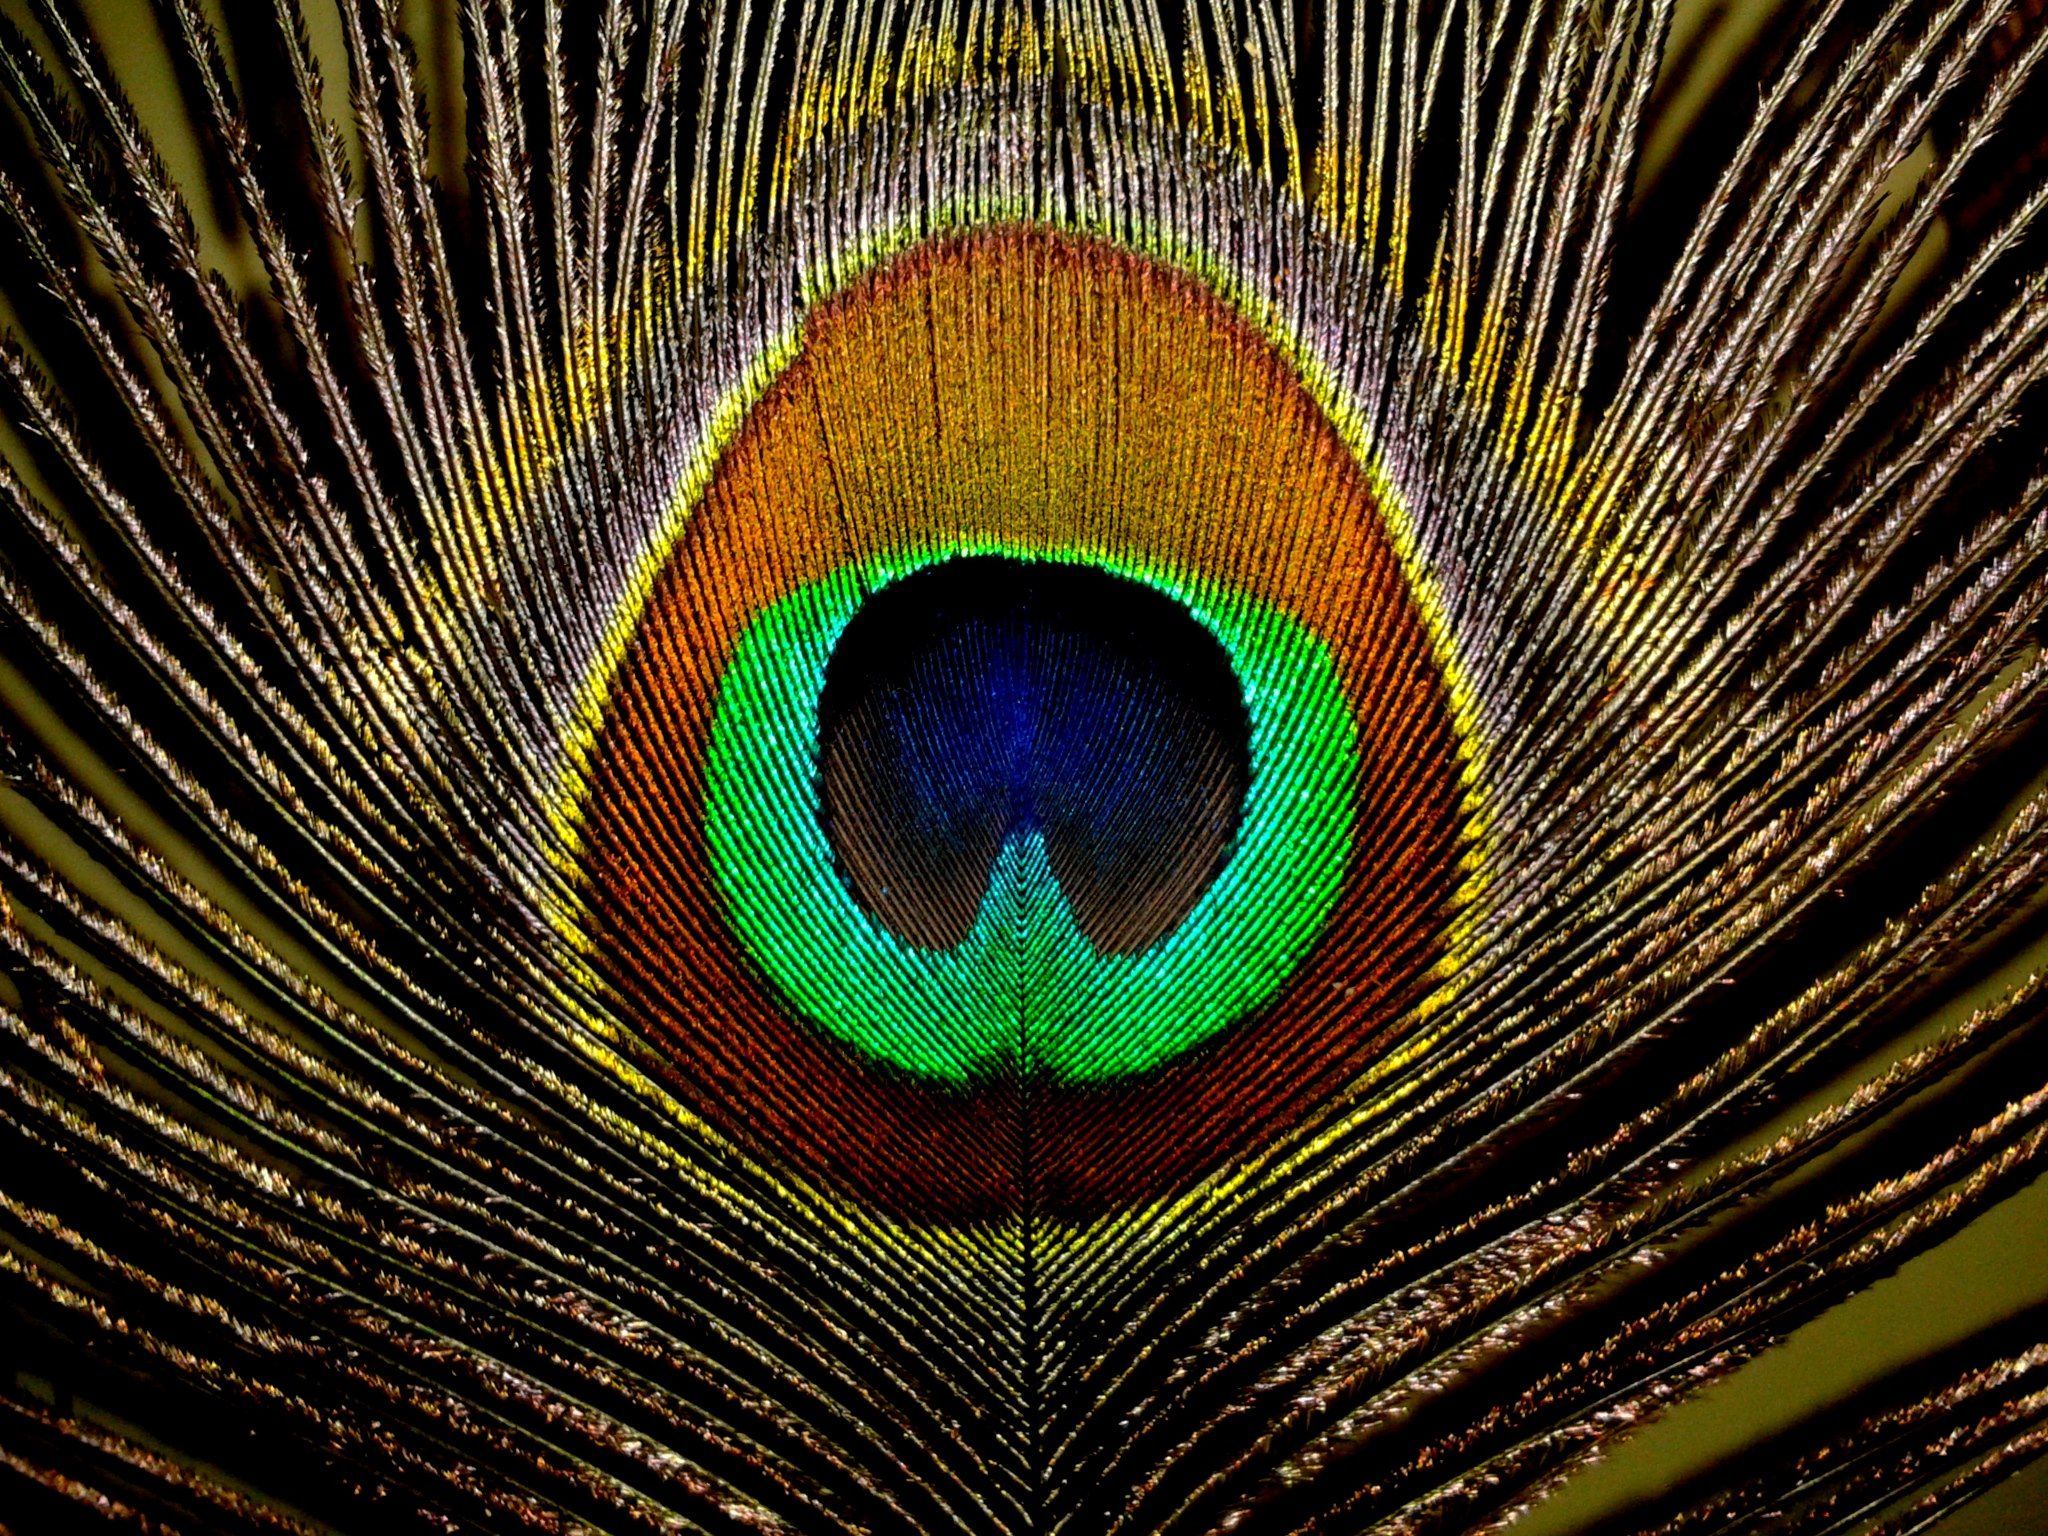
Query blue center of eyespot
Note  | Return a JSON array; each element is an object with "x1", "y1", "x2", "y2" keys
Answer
[{"x1": 817, "y1": 556, "x2": 1252, "y2": 955}]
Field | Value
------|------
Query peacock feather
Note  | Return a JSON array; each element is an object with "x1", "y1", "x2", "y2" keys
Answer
[{"x1": 2, "y1": 0, "x2": 2048, "y2": 1530}]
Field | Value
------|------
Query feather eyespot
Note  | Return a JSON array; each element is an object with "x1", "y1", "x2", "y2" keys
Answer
[{"x1": 575, "y1": 227, "x2": 1476, "y2": 1218}]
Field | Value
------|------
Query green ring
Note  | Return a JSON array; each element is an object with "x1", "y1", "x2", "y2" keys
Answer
[{"x1": 703, "y1": 545, "x2": 1357, "y2": 1084}]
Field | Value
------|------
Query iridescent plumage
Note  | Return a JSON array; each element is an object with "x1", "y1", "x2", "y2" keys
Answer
[{"x1": 2, "y1": 1, "x2": 2047, "y2": 1531}]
